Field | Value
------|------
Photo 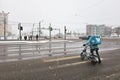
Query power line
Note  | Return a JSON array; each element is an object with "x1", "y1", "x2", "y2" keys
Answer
[{"x1": 8, "y1": 20, "x2": 39, "y2": 24}]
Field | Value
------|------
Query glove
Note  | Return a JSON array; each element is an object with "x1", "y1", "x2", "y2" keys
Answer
[{"x1": 83, "y1": 44, "x2": 86, "y2": 46}]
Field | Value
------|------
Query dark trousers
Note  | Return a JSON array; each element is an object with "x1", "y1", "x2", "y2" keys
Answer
[
  {"x1": 90, "y1": 48, "x2": 99, "y2": 56},
  {"x1": 90, "y1": 48, "x2": 101, "y2": 63}
]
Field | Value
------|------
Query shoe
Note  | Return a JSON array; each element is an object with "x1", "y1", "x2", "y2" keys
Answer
[{"x1": 98, "y1": 60, "x2": 101, "y2": 64}]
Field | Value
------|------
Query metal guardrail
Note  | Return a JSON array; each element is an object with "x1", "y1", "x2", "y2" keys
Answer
[{"x1": 0, "y1": 40, "x2": 83, "y2": 60}]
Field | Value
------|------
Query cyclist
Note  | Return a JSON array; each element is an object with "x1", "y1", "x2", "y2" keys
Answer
[{"x1": 83, "y1": 35, "x2": 101, "y2": 63}]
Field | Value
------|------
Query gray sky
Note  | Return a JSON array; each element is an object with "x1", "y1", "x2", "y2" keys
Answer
[{"x1": 0, "y1": 0, "x2": 120, "y2": 33}]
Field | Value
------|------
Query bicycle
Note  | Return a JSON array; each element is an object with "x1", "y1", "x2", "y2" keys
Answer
[{"x1": 80, "y1": 45, "x2": 101, "y2": 65}]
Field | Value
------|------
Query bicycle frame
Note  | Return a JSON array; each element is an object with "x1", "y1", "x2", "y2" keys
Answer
[{"x1": 80, "y1": 45, "x2": 99, "y2": 65}]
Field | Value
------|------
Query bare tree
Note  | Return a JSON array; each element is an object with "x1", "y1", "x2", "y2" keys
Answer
[
  {"x1": 114, "y1": 27, "x2": 120, "y2": 37},
  {"x1": 104, "y1": 27, "x2": 112, "y2": 37},
  {"x1": 73, "y1": 31, "x2": 77, "y2": 37}
]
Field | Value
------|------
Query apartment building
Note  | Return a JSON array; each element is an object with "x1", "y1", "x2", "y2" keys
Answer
[
  {"x1": 0, "y1": 11, "x2": 11, "y2": 37},
  {"x1": 86, "y1": 24, "x2": 112, "y2": 37}
]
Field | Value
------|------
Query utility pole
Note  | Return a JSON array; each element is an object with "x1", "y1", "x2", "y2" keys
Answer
[
  {"x1": 49, "y1": 23, "x2": 53, "y2": 56},
  {"x1": 59, "y1": 28, "x2": 60, "y2": 38},
  {"x1": 49, "y1": 23, "x2": 53, "y2": 41},
  {"x1": 39, "y1": 21, "x2": 41, "y2": 39},
  {"x1": 32, "y1": 23, "x2": 34, "y2": 39},
  {"x1": 64, "y1": 26, "x2": 67, "y2": 55},
  {"x1": 64, "y1": 26, "x2": 67, "y2": 41},
  {"x1": 2, "y1": 11, "x2": 9, "y2": 40}
]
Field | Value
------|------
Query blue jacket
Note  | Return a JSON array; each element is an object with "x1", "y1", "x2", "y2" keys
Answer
[{"x1": 85, "y1": 36, "x2": 101, "y2": 49}]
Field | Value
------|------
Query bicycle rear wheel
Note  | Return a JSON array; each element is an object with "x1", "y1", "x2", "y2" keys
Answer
[{"x1": 91, "y1": 55, "x2": 97, "y2": 65}]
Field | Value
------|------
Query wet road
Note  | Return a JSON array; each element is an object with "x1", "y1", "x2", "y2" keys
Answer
[{"x1": 0, "y1": 49, "x2": 120, "y2": 80}]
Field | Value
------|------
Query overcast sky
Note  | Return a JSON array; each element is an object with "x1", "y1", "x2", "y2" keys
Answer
[{"x1": 0, "y1": 0, "x2": 120, "y2": 33}]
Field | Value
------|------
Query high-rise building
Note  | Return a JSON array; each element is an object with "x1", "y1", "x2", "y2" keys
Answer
[{"x1": 86, "y1": 24, "x2": 112, "y2": 37}]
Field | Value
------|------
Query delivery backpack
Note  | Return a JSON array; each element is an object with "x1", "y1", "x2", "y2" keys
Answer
[{"x1": 90, "y1": 36, "x2": 101, "y2": 45}]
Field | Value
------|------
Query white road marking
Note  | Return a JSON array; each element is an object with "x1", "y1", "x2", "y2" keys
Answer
[
  {"x1": 43, "y1": 56, "x2": 80, "y2": 62},
  {"x1": 48, "y1": 61, "x2": 88, "y2": 70},
  {"x1": 44, "y1": 55, "x2": 105, "y2": 63},
  {"x1": 45, "y1": 57, "x2": 106, "y2": 69}
]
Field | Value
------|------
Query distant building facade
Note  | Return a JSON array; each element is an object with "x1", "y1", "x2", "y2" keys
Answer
[
  {"x1": 0, "y1": 11, "x2": 11, "y2": 37},
  {"x1": 0, "y1": 11, "x2": 5, "y2": 36},
  {"x1": 86, "y1": 24, "x2": 112, "y2": 37}
]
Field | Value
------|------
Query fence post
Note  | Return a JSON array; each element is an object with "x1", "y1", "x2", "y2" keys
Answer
[
  {"x1": 0, "y1": 45, "x2": 7, "y2": 56},
  {"x1": 18, "y1": 44, "x2": 22, "y2": 59},
  {"x1": 36, "y1": 43, "x2": 41, "y2": 54}
]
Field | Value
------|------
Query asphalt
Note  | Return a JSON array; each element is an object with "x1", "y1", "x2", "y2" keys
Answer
[{"x1": 0, "y1": 48, "x2": 120, "y2": 80}]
